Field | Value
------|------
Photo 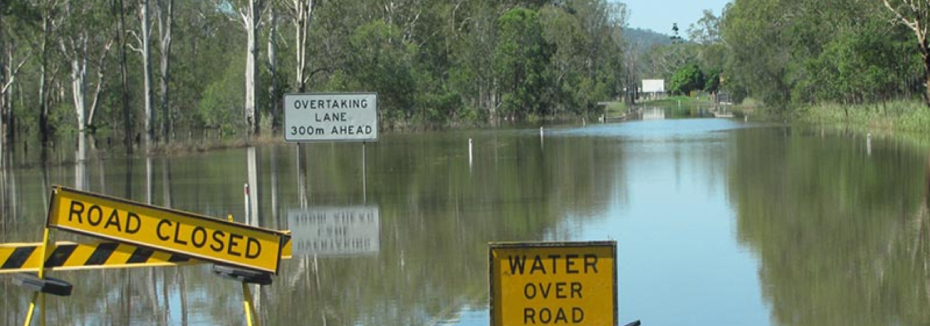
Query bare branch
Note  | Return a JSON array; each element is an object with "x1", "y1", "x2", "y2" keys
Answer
[
  {"x1": 129, "y1": 29, "x2": 143, "y2": 47},
  {"x1": 1, "y1": 52, "x2": 33, "y2": 95}
]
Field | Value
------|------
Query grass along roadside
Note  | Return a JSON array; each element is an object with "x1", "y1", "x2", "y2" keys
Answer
[{"x1": 792, "y1": 100, "x2": 930, "y2": 134}]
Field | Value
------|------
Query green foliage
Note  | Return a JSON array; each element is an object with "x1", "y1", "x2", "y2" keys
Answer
[
  {"x1": 721, "y1": 0, "x2": 921, "y2": 111},
  {"x1": 1, "y1": 0, "x2": 634, "y2": 143},
  {"x1": 344, "y1": 20, "x2": 418, "y2": 123},
  {"x1": 669, "y1": 64, "x2": 704, "y2": 95},
  {"x1": 495, "y1": 7, "x2": 550, "y2": 117},
  {"x1": 197, "y1": 59, "x2": 244, "y2": 135},
  {"x1": 704, "y1": 68, "x2": 721, "y2": 94}
]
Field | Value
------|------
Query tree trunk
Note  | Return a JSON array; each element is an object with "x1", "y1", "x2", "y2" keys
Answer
[
  {"x1": 157, "y1": 0, "x2": 173, "y2": 142},
  {"x1": 39, "y1": 13, "x2": 52, "y2": 146},
  {"x1": 242, "y1": 0, "x2": 264, "y2": 136},
  {"x1": 292, "y1": 0, "x2": 312, "y2": 93},
  {"x1": 0, "y1": 11, "x2": 6, "y2": 158},
  {"x1": 141, "y1": 0, "x2": 155, "y2": 145},
  {"x1": 267, "y1": 5, "x2": 279, "y2": 131},
  {"x1": 923, "y1": 50, "x2": 930, "y2": 108},
  {"x1": 87, "y1": 40, "x2": 113, "y2": 128},
  {"x1": 117, "y1": 0, "x2": 133, "y2": 153},
  {"x1": 62, "y1": 25, "x2": 90, "y2": 133}
]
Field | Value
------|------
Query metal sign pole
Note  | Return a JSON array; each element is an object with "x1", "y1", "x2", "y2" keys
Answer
[{"x1": 362, "y1": 142, "x2": 367, "y2": 204}]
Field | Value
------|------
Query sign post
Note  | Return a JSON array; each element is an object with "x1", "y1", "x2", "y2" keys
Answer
[
  {"x1": 489, "y1": 241, "x2": 617, "y2": 326},
  {"x1": 283, "y1": 93, "x2": 378, "y2": 143},
  {"x1": 46, "y1": 186, "x2": 289, "y2": 274}
]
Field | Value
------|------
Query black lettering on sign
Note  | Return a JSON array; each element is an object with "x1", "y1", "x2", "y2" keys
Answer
[
  {"x1": 104, "y1": 209, "x2": 122, "y2": 231},
  {"x1": 548, "y1": 255, "x2": 561, "y2": 274},
  {"x1": 228, "y1": 234, "x2": 244, "y2": 256},
  {"x1": 211, "y1": 230, "x2": 226, "y2": 252},
  {"x1": 509, "y1": 255, "x2": 527, "y2": 274},
  {"x1": 510, "y1": 254, "x2": 598, "y2": 275},
  {"x1": 571, "y1": 282, "x2": 583, "y2": 299},
  {"x1": 173, "y1": 222, "x2": 188, "y2": 245},
  {"x1": 524, "y1": 282, "x2": 583, "y2": 300},
  {"x1": 573, "y1": 307, "x2": 584, "y2": 322},
  {"x1": 157, "y1": 220, "x2": 171, "y2": 241},
  {"x1": 191, "y1": 226, "x2": 207, "y2": 248},
  {"x1": 245, "y1": 237, "x2": 261, "y2": 259},
  {"x1": 584, "y1": 254, "x2": 598, "y2": 273},
  {"x1": 539, "y1": 308, "x2": 551, "y2": 323},
  {"x1": 126, "y1": 212, "x2": 141, "y2": 234},
  {"x1": 87, "y1": 205, "x2": 103, "y2": 226},
  {"x1": 524, "y1": 283, "x2": 537, "y2": 299},
  {"x1": 565, "y1": 254, "x2": 579, "y2": 274},
  {"x1": 522, "y1": 307, "x2": 582, "y2": 325},
  {"x1": 68, "y1": 201, "x2": 85, "y2": 223},
  {"x1": 530, "y1": 256, "x2": 546, "y2": 274},
  {"x1": 554, "y1": 307, "x2": 568, "y2": 323}
]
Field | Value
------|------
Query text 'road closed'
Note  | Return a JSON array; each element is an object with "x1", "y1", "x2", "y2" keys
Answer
[
  {"x1": 47, "y1": 186, "x2": 288, "y2": 274},
  {"x1": 490, "y1": 242, "x2": 616, "y2": 326}
]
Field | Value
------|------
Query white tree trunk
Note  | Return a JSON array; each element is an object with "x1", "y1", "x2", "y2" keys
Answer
[
  {"x1": 267, "y1": 5, "x2": 279, "y2": 129},
  {"x1": 141, "y1": 0, "x2": 155, "y2": 145},
  {"x1": 70, "y1": 52, "x2": 87, "y2": 131},
  {"x1": 242, "y1": 0, "x2": 263, "y2": 136},
  {"x1": 291, "y1": 0, "x2": 312, "y2": 92}
]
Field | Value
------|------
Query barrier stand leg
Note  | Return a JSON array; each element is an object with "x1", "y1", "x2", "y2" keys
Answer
[
  {"x1": 227, "y1": 214, "x2": 261, "y2": 326},
  {"x1": 242, "y1": 282, "x2": 259, "y2": 326},
  {"x1": 38, "y1": 227, "x2": 51, "y2": 326},
  {"x1": 22, "y1": 227, "x2": 52, "y2": 326},
  {"x1": 22, "y1": 292, "x2": 38, "y2": 326}
]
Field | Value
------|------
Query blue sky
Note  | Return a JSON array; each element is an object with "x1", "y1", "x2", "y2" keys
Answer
[{"x1": 621, "y1": 0, "x2": 732, "y2": 37}]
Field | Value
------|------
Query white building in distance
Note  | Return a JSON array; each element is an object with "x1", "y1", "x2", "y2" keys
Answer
[{"x1": 642, "y1": 79, "x2": 666, "y2": 99}]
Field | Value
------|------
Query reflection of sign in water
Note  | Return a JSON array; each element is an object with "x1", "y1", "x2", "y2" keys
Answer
[
  {"x1": 489, "y1": 241, "x2": 617, "y2": 326},
  {"x1": 47, "y1": 186, "x2": 289, "y2": 274},
  {"x1": 642, "y1": 107, "x2": 665, "y2": 120},
  {"x1": 287, "y1": 207, "x2": 380, "y2": 256}
]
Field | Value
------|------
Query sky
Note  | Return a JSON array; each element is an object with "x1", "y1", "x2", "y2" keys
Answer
[{"x1": 621, "y1": 0, "x2": 732, "y2": 37}]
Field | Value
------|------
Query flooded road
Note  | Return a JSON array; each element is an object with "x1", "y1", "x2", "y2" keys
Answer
[{"x1": 2, "y1": 114, "x2": 929, "y2": 325}]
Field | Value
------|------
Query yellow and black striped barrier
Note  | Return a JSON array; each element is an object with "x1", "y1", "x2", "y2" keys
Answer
[
  {"x1": 1, "y1": 241, "x2": 199, "y2": 274},
  {"x1": 0, "y1": 239, "x2": 292, "y2": 274}
]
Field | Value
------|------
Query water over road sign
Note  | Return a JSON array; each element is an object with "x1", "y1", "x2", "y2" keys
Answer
[
  {"x1": 489, "y1": 241, "x2": 617, "y2": 326},
  {"x1": 284, "y1": 93, "x2": 378, "y2": 142},
  {"x1": 46, "y1": 186, "x2": 289, "y2": 274}
]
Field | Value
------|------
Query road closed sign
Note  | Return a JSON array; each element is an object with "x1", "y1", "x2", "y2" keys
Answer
[
  {"x1": 489, "y1": 241, "x2": 617, "y2": 326},
  {"x1": 46, "y1": 186, "x2": 289, "y2": 274},
  {"x1": 284, "y1": 93, "x2": 378, "y2": 142}
]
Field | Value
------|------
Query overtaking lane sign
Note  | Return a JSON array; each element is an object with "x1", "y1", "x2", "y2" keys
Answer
[
  {"x1": 46, "y1": 186, "x2": 289, "y2": 274},
  {"x1": 284, "y1": 93, "x2": 378, "y2": 142}
]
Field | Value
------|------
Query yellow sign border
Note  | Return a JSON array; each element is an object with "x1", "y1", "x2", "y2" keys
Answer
[
  {"x1": 46, "y1": 186, "x2": 289, "y2": 274},
  {"x1": 488, "y1": 241, "x2": 618, "y2": 326}
]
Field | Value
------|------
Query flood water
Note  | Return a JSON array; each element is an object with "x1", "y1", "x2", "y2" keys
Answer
[{"x1": 2, "y1": 110, "x2": 930, "y2": 325}]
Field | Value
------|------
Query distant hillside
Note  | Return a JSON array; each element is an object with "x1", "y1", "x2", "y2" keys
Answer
[{"x1": 624, "y1": 27, "x2": 673, "y2": 49}]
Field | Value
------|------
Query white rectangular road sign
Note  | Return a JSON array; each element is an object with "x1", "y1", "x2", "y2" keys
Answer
[
  {"x1": 284, "y1": 93, "x2": 378, "y2": 142},
  {"x1": 287, "y1": 206, "x2": 380, "y2": 256}
]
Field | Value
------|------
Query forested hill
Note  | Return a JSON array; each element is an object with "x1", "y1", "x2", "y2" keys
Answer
[
  {"x1": 0, "y1": 0, "x2": 631, "y2": 147},
  {"x1": 624, "y1": 28, "x2": 672, "y2": 49}
]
